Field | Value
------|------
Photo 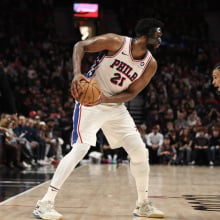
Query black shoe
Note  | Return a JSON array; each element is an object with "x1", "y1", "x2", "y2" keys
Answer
[
  {"x1": 5, "y1": 162, "x2": 15, "y2": 169},
  {"x1": 14, "y1": 162, "x2": 25, "y2": 170}
]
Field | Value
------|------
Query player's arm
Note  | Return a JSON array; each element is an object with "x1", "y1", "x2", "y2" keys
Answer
[
  {"x1": 102, "y1": 58, "x2": 158, "y2": 103},
  {"x1": 71, "y1": 33, "x2": 124, "y2": 98}
]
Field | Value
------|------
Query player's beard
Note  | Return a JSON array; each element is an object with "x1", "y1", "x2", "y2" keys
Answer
[{"x1": 147, "y1": 44, "x2": 157, "y2": 54}]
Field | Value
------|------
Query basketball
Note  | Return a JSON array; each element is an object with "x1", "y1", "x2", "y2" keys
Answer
[{"x1": 75, "y1": 78, "x2": 101, "y2": 105}]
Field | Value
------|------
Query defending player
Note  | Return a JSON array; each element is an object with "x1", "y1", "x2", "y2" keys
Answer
[
  {"x1": 33, "y1": 18, "x2": 165, "y2": 219},
  {"x1": 212, "y1": 64, "x2": 220, "y2": 91}
]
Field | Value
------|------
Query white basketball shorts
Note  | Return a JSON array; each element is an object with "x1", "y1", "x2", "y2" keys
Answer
[{"x1": 71, "y1": 102, "x2": 139, "y2": 148}]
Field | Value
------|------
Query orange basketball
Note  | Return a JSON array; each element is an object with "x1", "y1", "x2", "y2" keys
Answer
[{"x1": 75, "y1": 78, "x2": 101, "y2": 105}]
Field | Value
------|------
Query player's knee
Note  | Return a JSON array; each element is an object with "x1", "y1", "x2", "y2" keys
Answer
[
  {"x1": 123, "y1": 135, "x2": 149, "y2": 163},
  {"x1": 128, "y1": 145, "x2": 148, "y2": 164},
  {"x1": 129, "y1": 148, "x2": 150, "y2": 177}
]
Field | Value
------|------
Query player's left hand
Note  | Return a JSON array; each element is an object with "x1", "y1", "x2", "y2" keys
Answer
[{"x1": 84, "y1": 92, "x2": 105, "y2": 107}]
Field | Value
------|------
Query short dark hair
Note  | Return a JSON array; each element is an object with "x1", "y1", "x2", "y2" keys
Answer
[
  {"x1": 213, "y1": 63, "x2": 220, "y2": 71},
  {"x1": 135, "y1": 18, "x2": 164, "y2": 37}
]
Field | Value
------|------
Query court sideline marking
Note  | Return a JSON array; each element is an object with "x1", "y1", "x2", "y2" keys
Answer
[{"x1": 0, "y1": 165, "x2": 87, "y2": 206}]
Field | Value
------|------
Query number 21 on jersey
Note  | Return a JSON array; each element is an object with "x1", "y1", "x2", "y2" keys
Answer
[{"x1": 110, "y1": 73, "x2": 126, "y2": 87}]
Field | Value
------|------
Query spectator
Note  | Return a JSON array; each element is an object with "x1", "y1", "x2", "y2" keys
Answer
[
  {"x1": 0, "y1": 115, "x2": 23, "y2": 168},
  {"x1": 13, "y1": 115, "x2": 48, "y2": 166},
  {"x1": 164, "y1": 109, "x2": 175, "y2": 125},
  {"x1": 46, "y1": 119, "x2": 64, "y2": 162},
  {"x1": 178, "y1": 127, "x2": 193, "y2": 165},
  {"x1": 209, "y1": 128, "x2": 220, "y2": 165},
  {"x1": 191, "y1": 127, "x2": 211, "y2": 166},
  {"x1": 187, "y1": 110, "x2": 201, "y2": 127},
  {"x1": 157, "y1": 135, "x2": 177, "y2": 165},
  {"x1": 146, "y1": 125, "x2": 163, "y2": 164},
  {"x1": 0, "y1": 114, "x2": 31, "y2": 169},
  {"x1": 163, "y1": 121, "x2": 175, "y2": 134},
  {"x1": 174, "y1": 111, "x2": 188, "y2": 130},
  {"x1": 166, "y1": 128, "x2": 179, "y2": 149}
]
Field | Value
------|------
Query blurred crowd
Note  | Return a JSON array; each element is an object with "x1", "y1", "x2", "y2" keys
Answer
[
  {"x1": 0, "y1": 113, "x2": 65, "y2": 169},
  {"x1": 0, "y1": 0, "x2": 77, "y2": 169},
  {"x1": 0, "y1": 0, "x2": 220, "y2": 169}
]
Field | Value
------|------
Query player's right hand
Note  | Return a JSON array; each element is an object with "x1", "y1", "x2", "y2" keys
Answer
[
  {"x1": 71, "y1": 74, "x2": 88, "y2": 98},
  {"x1": 84, "y1": 92, "x2": 105, "y2": 107}
]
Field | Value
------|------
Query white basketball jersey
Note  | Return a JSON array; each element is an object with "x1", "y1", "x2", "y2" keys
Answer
[{"x1": 86, "y1": 36, "x2": 153, "y2": 100}]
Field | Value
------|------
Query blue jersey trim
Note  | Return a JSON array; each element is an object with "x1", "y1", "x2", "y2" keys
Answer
[{"x1": 86, "y1": 51, "x2": 107, "y2": 78}]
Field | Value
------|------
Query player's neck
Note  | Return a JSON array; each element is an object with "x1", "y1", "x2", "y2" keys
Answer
[{"x1": 131, "y1": 37, "x2": 148, "y2": 60}]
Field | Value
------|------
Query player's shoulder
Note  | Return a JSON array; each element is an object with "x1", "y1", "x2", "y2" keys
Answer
[
  {"x1": 102, "y1": 33, "x2": 125, "y2": 43},
  {"x1": 99, "y1": 33, "x2": 125, "y2": 52}
]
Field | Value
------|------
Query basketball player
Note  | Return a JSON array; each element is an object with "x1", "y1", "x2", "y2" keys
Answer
[
  {"x1": 33, "y1": 18, "x2": 165, "y2": 219},
  {"x1": 212, "y1": 64, "x2": 220, "y2": 91}
]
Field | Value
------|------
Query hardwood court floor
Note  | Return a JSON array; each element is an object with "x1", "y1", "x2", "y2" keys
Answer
[{"x1": 0, "y1": 164, "x2": 220, "y2": 220}]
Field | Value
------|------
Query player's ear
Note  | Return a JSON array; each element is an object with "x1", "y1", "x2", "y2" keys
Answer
[{"x1": 139, "y1": 35, "x2": 148, "y2": 42}]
